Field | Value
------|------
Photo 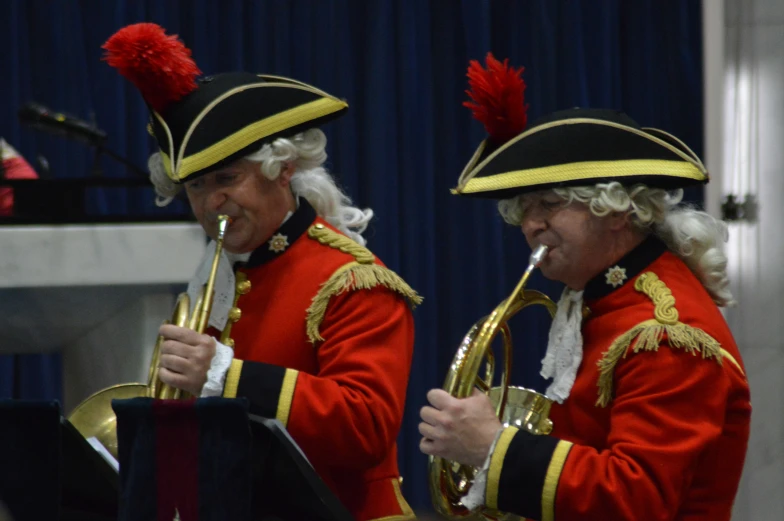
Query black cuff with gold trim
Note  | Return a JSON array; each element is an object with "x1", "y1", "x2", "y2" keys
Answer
[
  {"x1": 223, "y1": 361, "x2": 298, "y2": 427},
  {"x1": 236, "y1": 361, "x2": 285, "y2": 419},
  {"x1": 496, "y1": 430, "x2": 560, "y2": 520}
]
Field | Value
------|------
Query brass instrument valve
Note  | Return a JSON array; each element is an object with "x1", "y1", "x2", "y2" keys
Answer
[{"x1": 221, "y1": 272, "x2": 251, "y2": 349}]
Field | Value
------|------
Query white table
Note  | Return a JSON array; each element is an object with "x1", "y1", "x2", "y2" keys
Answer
[{"x1": 0, "y1": 223, "x2": 207, "y2": 412}]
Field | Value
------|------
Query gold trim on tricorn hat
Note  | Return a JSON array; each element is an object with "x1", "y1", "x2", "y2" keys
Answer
[
  {"x1": 103, "y1": 23, "x2": 348, "y2": 184},
  {"x1": 452, "y1": 53, "x2": 708, "y2": 200}
]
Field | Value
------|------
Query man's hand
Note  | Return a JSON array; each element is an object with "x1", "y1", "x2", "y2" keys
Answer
[
  {"x1": 419, "y1": 388, "x2": 503, "y2": 467},
  {"x1": 157, "y1": 324, "x2": 216, "y2": 396}
]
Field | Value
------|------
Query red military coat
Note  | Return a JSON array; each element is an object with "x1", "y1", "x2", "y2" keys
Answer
[
  {"x1": 219, "y1": 200, "x2": 421, "y2": 521},
  {"x1": 485, "y1": 236, "x2": 750, "y2": 521}
]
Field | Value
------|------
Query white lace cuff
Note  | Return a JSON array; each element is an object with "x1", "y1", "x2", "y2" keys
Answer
[
  {"x1": 200, "y1": 340, "x2": 235, "y2": 397},
  {"x1": 461, "y1": 426, "x2": 506, "y2": 511}
]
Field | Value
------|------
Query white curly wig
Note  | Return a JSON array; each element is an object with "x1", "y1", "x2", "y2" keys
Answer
[
  {"x1": 147, "y1": 128, "x2": 373, "y2": 246},
  {"x1": 498, "y1": 182, "x2": 735, "y2": 307}
]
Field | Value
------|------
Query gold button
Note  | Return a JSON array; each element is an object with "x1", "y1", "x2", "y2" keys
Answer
[
  {"x1": 236, "y1": 280, "x2": 252, "y2": 295},
  {"x1": 224, "y1": 338, "x2": 235, "y2": 348},
  {"x1": 314, "y1": 223, "x2": 324, "y2": 229},
  {"x1": 228, "y1": 307, "x2": 242, "y2": 322}
]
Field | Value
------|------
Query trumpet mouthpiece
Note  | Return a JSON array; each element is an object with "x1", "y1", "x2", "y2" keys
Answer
[
  {"x1": 217, "y1": 214, "x2": 230, "y2": 239},
  {"x1": 529, "y1": 244, "x2": 549, "y2": 267}
]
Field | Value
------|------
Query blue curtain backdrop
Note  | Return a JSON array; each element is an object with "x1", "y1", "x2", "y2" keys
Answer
[{"x1": 0, "y1": 0, "x2": 703, "y2": 512}]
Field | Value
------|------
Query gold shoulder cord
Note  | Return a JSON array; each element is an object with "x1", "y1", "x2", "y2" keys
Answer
[
  {"x1": 595, "y1": 272, "x2": 725, "y2": 407},
  {"x1": 305, "y1": 224, "x2": 423, "y2": 344}
]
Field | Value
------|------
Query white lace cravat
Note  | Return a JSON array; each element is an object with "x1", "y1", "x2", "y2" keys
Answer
[
  {"x1": 185, "y1": 208, "x2": 296, "y2": 331},
  {"x1": 540, "y1": 287, "x2": 585, "y2": 403},
  {"x1": 186, "y1": 247, "x2": 250, "y2": 331}
]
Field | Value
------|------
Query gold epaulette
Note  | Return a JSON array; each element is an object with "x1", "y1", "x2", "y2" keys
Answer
[
  {"x1": 595, "y1": 272, "x2": 725, "y2": 407},
  {"x1": 305, "y1": 224, "x2": 423, "y2": 344}
]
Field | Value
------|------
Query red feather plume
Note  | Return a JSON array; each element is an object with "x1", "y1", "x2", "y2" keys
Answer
[
  {"x1": 102, "y1": 23, "x2": 201, "y2": 113},
  {"x1": 463, "y1": 52, "x2": 528, "y2": 145}
]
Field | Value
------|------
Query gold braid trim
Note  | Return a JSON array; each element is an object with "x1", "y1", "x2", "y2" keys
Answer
[
  {"x1": 306, "y1": 262, "x2": 423, "y2": 344},
  {"x1": 634, "y1": 272, "x2": 679, "y2": 324},
  {"x1": 595, "y1": 272, "x2": 723, "y2": 407},
  {"x1": 307, "y1": 224, "x2": 376, "y2": 264},
  {"x1": 305, "y1": 225, "x2": 423, "y2": 343}
]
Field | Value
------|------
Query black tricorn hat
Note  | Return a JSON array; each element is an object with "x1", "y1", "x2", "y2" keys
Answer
[
  {"x1": 453, "y1": 55, "x2": 708, "y2": 199},
  {"x1": 103, "y1": 23, "x2": 348, "y2": 183}
]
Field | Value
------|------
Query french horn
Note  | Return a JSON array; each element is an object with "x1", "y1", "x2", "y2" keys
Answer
[
  {"x1": 428, "y1": 245, "x2": 557, "y2": 520},
  {"x1": 67, "y1": 215, "x2": 232, "y2": 459}
]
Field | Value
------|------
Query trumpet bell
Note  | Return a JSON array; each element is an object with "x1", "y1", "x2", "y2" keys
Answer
[
  {"x1": 68, "y1": 290, "x2": 198, "y2": 459},
  {"x1": 67, "y1": 383, "x2": 148, "y2": 460},
  {"x1": 65, "y1": 214, "x2": 230, "y2": 464}
]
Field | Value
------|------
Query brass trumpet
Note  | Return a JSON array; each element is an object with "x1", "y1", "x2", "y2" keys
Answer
[
  {"x1": 67, "y1": 215, "x2": 231, "y2": 459},
  {"x1": 428, "y1": 245, "x2": 557, "y2": 520}
]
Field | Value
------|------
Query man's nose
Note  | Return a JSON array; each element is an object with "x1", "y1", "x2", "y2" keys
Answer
[
  {"x1": 520, "y1": 212, "x2": 547, "y2": 240},
  {"x1": 205, "y1": 189, "x2": 227, "y2": 212}
]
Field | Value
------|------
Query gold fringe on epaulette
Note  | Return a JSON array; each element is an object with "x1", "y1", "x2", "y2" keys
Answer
[
  {"x1": 595, "y1": 271, "x2": 724, "y2": 407},
  {"x1": 306, "y1": 262, "x2": 424, "y2": 344}
]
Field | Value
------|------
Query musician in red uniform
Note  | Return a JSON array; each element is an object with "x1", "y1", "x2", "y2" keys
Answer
[
  {"x1": 419, "y1": 54, "x2": 750, "y2": 521},
  {"x1": 103, "y1": 23, "x2": 420, "y2": 521}
]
